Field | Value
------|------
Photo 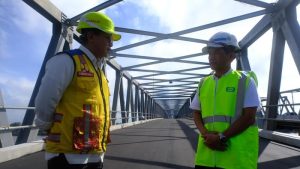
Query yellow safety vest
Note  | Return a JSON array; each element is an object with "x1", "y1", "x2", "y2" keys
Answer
[
  {"x1": 46, "y1": 49, "x2": 110, "y2": 154},
  {"x1": 195, "y1": 70, "x2": 258, "y2": 169}
]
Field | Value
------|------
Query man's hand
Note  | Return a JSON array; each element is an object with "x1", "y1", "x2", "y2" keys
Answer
[
  {"x1": 34, "y1": 118, "x2": 53, "y2": 131},
  {"x1": 193, "y1": 111, "x2": 228, "y2": 151},
  {"x1": 202, "y1": 133, "x2": 227, "y2": 151},
  {"x1": 106, "y1": 124, "x2": 112, "y2": 144},
  {"x1": 106, "y1": 134, "x2": 111, "y2": 144}
]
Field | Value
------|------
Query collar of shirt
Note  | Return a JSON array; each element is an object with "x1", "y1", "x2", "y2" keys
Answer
[
  {"x1": 213, "y1": 69, "x2": 233, "y2": 80},
  {"x1": 79, "y1": 45, "x2": 104, "y2": 70}
]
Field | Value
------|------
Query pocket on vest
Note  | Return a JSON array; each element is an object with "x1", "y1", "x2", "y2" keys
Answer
[{"x1": 76, "y1": 78, "x2": 97, "y2": 93}]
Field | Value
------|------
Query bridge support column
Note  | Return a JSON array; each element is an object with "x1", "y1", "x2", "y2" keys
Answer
[
  {"x1": 265, "y1": 13, "x2": 285, "y2": 130},
  {"x1": 17, "y1": 21, "x2": 72, "y2": 144},
  {"x1": 112, "y1": 71, "x2": 121, "y2": 125}
]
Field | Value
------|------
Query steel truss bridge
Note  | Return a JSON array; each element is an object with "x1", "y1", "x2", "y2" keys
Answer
[{"x1": 0, "y1": 0, "x2": 300, "y2": 168}]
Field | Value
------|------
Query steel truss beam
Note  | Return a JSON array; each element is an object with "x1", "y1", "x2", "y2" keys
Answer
[
  {"x1": 139, "y1": 76, "x2": 200, "y2": 85},
  {"x1": 16, "y1": 20, "x2": 66, "y2": 144},
  {"x1": 112, "y1": 53, "x2": 208, "y2": 66},
  {"x1": 235, "y1": 0, "x2": 273, "y2": 9},
  {"x1": 70, "y1": 0, "x2": 123, "y2": 24},
  {"x1": 121, "y1": 53, "x2": 209, "y2": 70},
  {"x1": 144, "y1": 86, "x2": 197, "y2": 91},
  {"x1": 239, "y1": 14, "x2": 272, "y2": 49},
  {"x1": 113, "y1": 9, "x2": 269, "y2": 53},
  {"x1": 265, "y1": 0, "x2": 300, "y2": 130},
  {"x1": 23, "y1": 0, "x2": 62, "y2": 24},
  {"x1": 148, "y1": 89, "x2": 195, "y2": 94},
  {"x1": 112, "y1": 71, "x2": 121, "y2": 124},
  {"x1": 132, "y1": 66, "x2": 209, "y2": 79},
  {"x1": 265, "y1": 27, "x2": 285, "y2": 130},
  {"x1": 281, "y1": 0, "x2": 300, "y2": 73},
  {"x1": 19, "y1": 0, "x2": 300, "y2": 137}
]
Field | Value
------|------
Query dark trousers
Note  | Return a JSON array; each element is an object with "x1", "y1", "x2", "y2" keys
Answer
[
  {"x1": 48, "y1": 154, "x2": 103, "y2": 169},
  {"x1": 195, "y1": 165, "x2": 223, "y2": 169}
]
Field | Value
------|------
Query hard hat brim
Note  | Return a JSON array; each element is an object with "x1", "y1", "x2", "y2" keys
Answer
[
  {"x1": 202, "y1": 45, "x2": 240, "y2": 53},
  {"x1": 202, "y1": 44, "x2": 223, "y2": 53},
  {"x1": 76, "y1": 27, "x2": 121, "y2": 41},
  {"x1": 112, "y1": 33, "x2": 121, "y2": 41}
]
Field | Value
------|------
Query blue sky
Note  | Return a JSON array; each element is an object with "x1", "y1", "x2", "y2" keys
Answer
[{"x1": 0, "y1": 0, "x2": 299, "y2": 123}]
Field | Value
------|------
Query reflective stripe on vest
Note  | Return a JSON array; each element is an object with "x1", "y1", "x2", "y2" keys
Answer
[
  {"x1": 203, "y1": 115, "x2": 232, "y2": 124},
  {"x1": 84, "y1": 104, "x2": 91, "y2": 149},
  {"x1": 232, "y1": 72, "x2": 247, "y2": 123},
  {"x1": 53, "y1": 113, "x2": 63, "y2": 123},
  {"x1": 47, "y1": 133, "x2": 61, "y2": 142},
  {"x1": 202, "y1": 73, "x2": 257, "y2": 126},
  {"x1": 203, "y1": 114, "x2": 257, "y2": 125}
]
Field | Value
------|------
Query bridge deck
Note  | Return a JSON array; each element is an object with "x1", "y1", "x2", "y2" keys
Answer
[{"x1": 1, "y1": 119, "x2": 300, "y2": 169}]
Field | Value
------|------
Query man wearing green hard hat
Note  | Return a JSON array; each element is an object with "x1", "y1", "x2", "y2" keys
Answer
[
  {"x1": 77, "y1": 12, "x2": 121, "y2": 41},
  {"x1": 35, "y1": 11, "x2": 121, "y2": 169}
]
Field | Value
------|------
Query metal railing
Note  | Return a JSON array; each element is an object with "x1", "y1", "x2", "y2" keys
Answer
[
  {"x1": 179, "y1": 103, "x2": 300, "y2": 125},
  {"x1": 0, "y1": 125, "x2": 38, "y2": 132},
  {"x1": 0, "y1": 106, "x2": 160, "y2": 133},
  {"x1": 259, "y1": 103, "x2": 300, "y2": 121}
]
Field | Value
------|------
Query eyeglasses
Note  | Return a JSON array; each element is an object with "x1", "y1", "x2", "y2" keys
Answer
[
  {"x1": 208, "y1": 46, "x2": 237, "y2": 55},
  {"x1": 207, "y1": 48, "x2": 225, "y2": 56},
  {"x1": 101, "y1": 33, "x2": 112, "y2": 42}
]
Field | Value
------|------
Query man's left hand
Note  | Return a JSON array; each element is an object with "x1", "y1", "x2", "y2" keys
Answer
[{"x1": 203, "y1": 133, "x2": 227, "y2": 151}]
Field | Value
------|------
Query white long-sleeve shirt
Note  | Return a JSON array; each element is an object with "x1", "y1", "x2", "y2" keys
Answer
[{"x1": 34, "y1": 45, "x2": 104, "y2": 164}]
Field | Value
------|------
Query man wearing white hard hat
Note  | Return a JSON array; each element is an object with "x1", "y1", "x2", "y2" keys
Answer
[
  {"x1": 190, "y1": 32, "x2": 260, "y2": 169},
  {"x1": 35, "y1": 12, "x2": 121, "y2": 169}
]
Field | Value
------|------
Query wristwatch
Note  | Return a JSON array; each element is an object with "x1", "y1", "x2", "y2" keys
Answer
[{"x1": 218, "y1": 133, "x2": 227, "y2": 143}]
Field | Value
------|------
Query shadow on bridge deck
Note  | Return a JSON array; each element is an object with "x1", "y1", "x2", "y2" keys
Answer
[{"x1": 1, "y1": 119, "x2": 299, "y2": 169}]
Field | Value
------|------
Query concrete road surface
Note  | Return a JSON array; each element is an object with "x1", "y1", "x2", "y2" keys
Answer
[{"x1": 1, "y1": 119, "x2": 299, "y2": 169}]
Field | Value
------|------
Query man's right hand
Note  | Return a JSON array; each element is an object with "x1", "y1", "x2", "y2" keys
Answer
[
  {"x1": 202, "y1": 132, "x2": 227, "y2": 151},
  {"x1": 34, "y1": 118, "x2": 53, "y2": 131}
]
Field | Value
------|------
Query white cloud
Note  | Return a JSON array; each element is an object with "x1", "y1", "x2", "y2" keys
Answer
[
  {"x1": 128, "y1": 39, "x2": 200, "y2": 58},
  {"x1": 9, "y1": 1, "x2": 52, "y2": 35},
  {"x1": 0, "y1": 73, "x2": 34, "y2": 106},
  {"x1": 0, "y1": 72, "x2": 35, "y2": 123},
  {"x1": 134, "y1": 0, "x2": 260, "y2": 33},
  {"x1": 120, "y1": 0, "x2": 300, "y2": 100},
  {"x1": 281, "y1": 44, "x2": 300, "y2": 90},
  {"x1": 109, "y1": 1, "x2": 272, "y2": 100},
  {"x1": 249, "y1": 29, "x2": 300, "y2": 98},
  {"x1": 248, "y1": 30, "x2": 273, "y2": 97},
  {"x1": 1, "y1": 0, "x2": 299, "y2": 120},
  {"x1": 0, "y1": 29, "x2": 10, "y2": 59},
  {"x1": 115, "y1": 0, "x2": 264, "y2": 75},
  {"x1": 50, "y1": 0, "x2": 107, "y2": 18}
]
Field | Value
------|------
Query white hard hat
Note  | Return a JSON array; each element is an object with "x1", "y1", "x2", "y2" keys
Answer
[{"x1": 202, "y1": 32, "x2": 240, "y2": 53}]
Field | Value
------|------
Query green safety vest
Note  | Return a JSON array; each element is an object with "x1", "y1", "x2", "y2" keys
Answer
[{"x1": 195, "y1": 70, "x2": 258, "y2": 169}]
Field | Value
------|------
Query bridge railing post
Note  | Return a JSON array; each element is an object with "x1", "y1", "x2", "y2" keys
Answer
[{"x1": 0, "y1": 89, "x2": 14, "y2": 147}]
